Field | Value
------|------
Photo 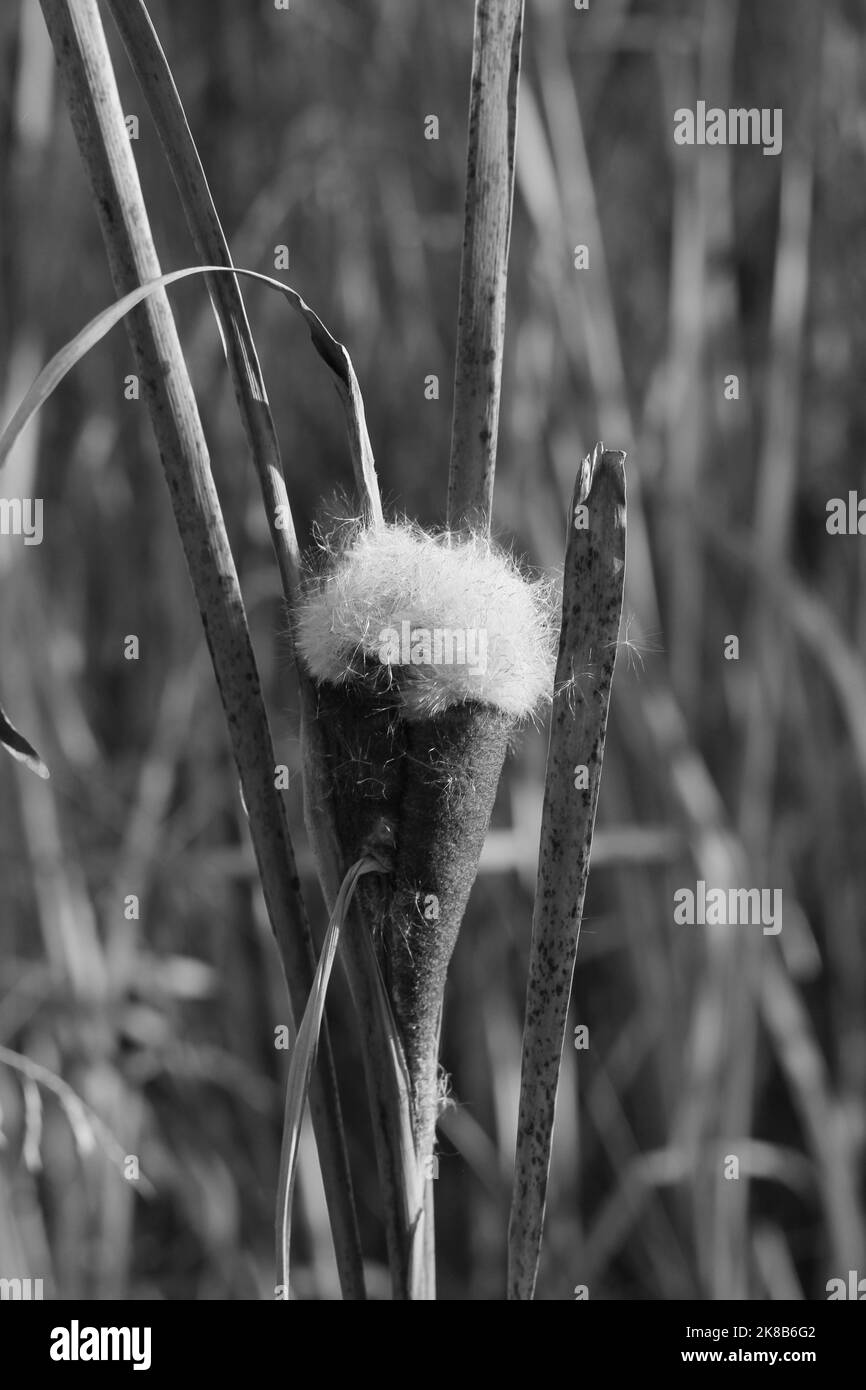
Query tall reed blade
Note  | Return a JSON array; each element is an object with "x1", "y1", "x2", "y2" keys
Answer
[{"x1": 508, "y1": 444, "x2": 626, "y2": 1300}]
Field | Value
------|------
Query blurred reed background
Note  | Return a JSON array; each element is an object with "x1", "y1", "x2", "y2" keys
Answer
[{"x1": 1, "y1": 0, "x2": 864, "y2": 1299}]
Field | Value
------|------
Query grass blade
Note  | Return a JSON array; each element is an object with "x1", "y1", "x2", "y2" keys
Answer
[
  {"x1": 0, "y1": 701, "x2": 49, "y2": 779},
  {"x1": 0, "y1": 263, "x2": 379, "y2": 514},
  {"x1": 508, "y1": 444, "x2": 626, "y2": 1299},
  {"x1": 276, "y1": 853, "x2": 388, "y2": 1296}
]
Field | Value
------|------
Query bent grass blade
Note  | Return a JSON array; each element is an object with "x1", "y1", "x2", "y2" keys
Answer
[
  {"x1": 276, "y1": 853, "x2": 389, "y2": 1297},
  {"x1": 0, "y1": 265, "x2": 382, "y2": 527}
]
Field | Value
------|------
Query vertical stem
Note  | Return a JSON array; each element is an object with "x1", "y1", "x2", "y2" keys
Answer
[
  {"x1": 508, "y1": 447, "x2": 626, "y2": 1300},
  {"x1": 39, "y1": 0, "x2": 365, "y2": 1300},
  {"x1": 447, "y1": 0, "x2": 524, "y2": 535}
]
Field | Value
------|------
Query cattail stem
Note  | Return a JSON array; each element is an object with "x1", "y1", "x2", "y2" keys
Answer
[
  {"x1": 448, "y1": 0, "x2": 524, "y2": 535},
  {"x1": 39, "y1": 0, "x2": 365, "y2": 1301}
]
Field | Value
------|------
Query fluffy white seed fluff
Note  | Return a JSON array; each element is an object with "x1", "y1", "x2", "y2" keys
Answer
[{"x1": 295, "y1": 521, "x2": 557, "y2": 720}]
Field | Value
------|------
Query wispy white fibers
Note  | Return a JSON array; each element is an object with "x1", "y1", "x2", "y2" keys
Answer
[{"x1": 295, "y1": 521, "x2": 557, "y2": 720}]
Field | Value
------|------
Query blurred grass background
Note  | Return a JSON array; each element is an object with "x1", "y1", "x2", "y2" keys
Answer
[{"x1": 1, "y1": 0, "x2": 865, "y2": 1300}]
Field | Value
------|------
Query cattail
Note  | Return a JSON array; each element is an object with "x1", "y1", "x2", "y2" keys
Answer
[{"x1": 297, "y1": 520, "x2": 556, "y2": 1160}]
